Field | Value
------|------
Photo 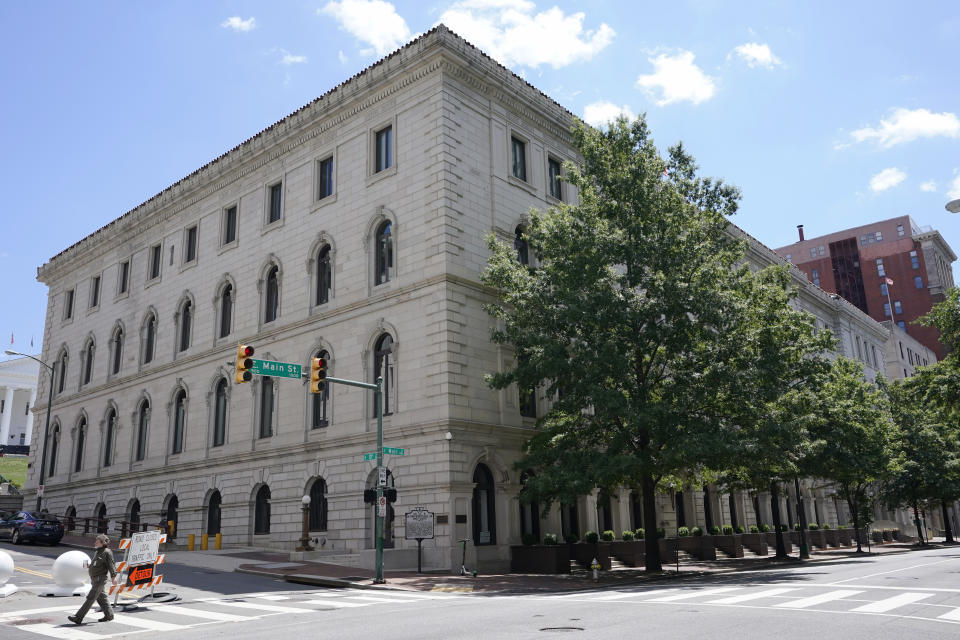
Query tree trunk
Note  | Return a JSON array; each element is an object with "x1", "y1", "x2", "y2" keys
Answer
[
  {"x1": 849, "y1": 494, "x2": 863, "y2": 553},
  {"x1": 642, "y1": 473, "x2": 662, "y2": 572},
  {"x1": 942, "y1": 500, "x2": 955, "y2": 544},
  {"x1": 913, "y1": 502, "x2": 925, "y2": 545},
  {"x1": 770, "y1": 481, "x2": 787, "y2": 559}
]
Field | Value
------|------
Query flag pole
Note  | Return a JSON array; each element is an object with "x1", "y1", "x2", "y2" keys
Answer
[{"x1": 885, "y1": 278, "x2": 895, "y2": 324}]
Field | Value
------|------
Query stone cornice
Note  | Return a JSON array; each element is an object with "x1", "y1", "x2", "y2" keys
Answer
[{"x1": 913, "y1": 229, "x2": 958, "y2": 262}]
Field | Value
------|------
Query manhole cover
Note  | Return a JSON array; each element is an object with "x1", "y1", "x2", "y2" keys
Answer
[{"x1": 539, "y1": 627, "x2": 584, "y2": 632}]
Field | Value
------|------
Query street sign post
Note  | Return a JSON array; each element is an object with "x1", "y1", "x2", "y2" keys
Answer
[
  {"x1": 250, "y1": 359, "x2": 302, "y2": 379},
  {"x1": 383, "y1": 447, "x2": 405, "y2": 456},
  {"x1": 404, "y1": 508, "x2": 435, "y2": 574},
  {"x1": 378, "y1": 467, "x2": 387, "y2": 487},
  {"x1": 364, "y1": 452, "x2": 377, "y2": 461}
]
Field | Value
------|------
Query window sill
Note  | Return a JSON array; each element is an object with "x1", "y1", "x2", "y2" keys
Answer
[
  {"x1": 218, "y1": 240, "x2": 238, "y2": 256},
  {"x1": 114, "y1": 291, "x2": 130, "y2": 303},
  {"x1": 179, "y1": 260, "x2": 198, "y2": 274},
  {"x1": 508, "y1": 174, "x2": 537, "y2": 195},
  {"x1": 366, "y1": 165, "x2": 397, "y2": 187},
  {"x1": 145, "y1": 277, "x2": 162, "y2": 290},
  {"x1": 261, "y1": 219, "x2": 284, "y2": 236},
  {"x1": 311, "y1": 193, "x2": 338, "y2": 212}
]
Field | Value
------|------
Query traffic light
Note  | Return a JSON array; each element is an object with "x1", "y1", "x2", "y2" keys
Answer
[
  {"x1": 363, "y1": 489, "x2": 377, "y2": 504},
  {"x1": 309, "y1": 356, "x2": 327, "y2": 394},
  {"x1": 235, "y1": 344, "x2": 255, "y2": 384},
  {"x1": 385, "y1": 488, "x2": 397, "y2": 503}
]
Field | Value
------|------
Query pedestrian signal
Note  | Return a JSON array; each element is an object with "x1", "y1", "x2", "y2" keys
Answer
[
  {"x1": 385, "y1": 488, "x2": 397, "y2": 503},
  {"x1": 310, "y1": 356, "x2": 327, "y2": 394},
  {"x1": 363, "y1": 489, "x2": 377, "y2": 504},
  {"x1": 235, "y1": 344, "x2": 255, "y2": 384}
]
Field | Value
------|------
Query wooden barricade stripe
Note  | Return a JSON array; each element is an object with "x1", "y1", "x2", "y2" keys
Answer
[{"x1": 119, "y1": 538, "x2": 131, "y2": 549}]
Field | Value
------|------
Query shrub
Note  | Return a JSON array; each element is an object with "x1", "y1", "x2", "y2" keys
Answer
[
  {"x1": 601, "y1": 530, "x2": 615, "y2": 542},
  {"x1": 691, "y1": 526, "x2": 704, "y2": 536},
  {"x1": 677, "y1": 526, "x2": 690, "y2": 537},
  {"x1": 622, "y1": 530, "x2": 635, "y2": 541},
  {"x1": 564, "y1": 533, "x2": 579, "y2": 544},
  {"x1": 760, "y1": 524, "x2": 771, "y2": 532},
  {"x1": 837, "y1": 525, "x2": 847, "y2": 530},
  {"x1": 722, "y1": 525, "x2": 734, "y2": 535},
  {"x1": 822, "y1": 523, "x2": 831, "y2": 530},
  {"x1": 543, "y1": 533, "x2": 558, "y2": 545},
  {"x1": 749, "y1": 525, "x2": 760, "y2": 533},
  {"x1": 635, "y1": 528, "x2": 645, "y2": 539},
  {"x1": 584, "y1": 531, "x2": 599, "y2": 544},
  {"x1": 657, "y1": 527, "x2": 665, "y2": 539},
  {"x1": 779, "y1": 524, "x2": 788, "y2": 532},
  {"x1": 735, "y1": 526, "x2": 745, "y2": 534},
  {"x1": 521, "y1": 533, "x2": 539, "y2": 546},
  {"x1": 807, "y1": 523, "x2": 819, "y2": 531},
  {"x1": 793, "y1": 523, "x2": 801, "y2": 531},
  {"x1": 708, "y1": 526, "x2": 720, "y2": 535}
]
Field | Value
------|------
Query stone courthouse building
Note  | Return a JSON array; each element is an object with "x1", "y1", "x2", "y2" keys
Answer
[{"x1": 26, "y1": 27, "x2": 952, "y2": 571}]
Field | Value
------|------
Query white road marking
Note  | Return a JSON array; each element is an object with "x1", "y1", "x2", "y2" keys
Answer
[
  {"x1": 708, "y1": 587, "x2": 798, "y2": 604},
  {"x1": 212, "y1": 600, "x2": 316, "y2": 613},
  {"x1": 938, "y1": 608, "x2": 960, "y2": 622},
  {"x1": 159, "y1": 605, "x2": 253, "y2": 622},
  {"x1": 774, "y1": 590, "x2": 863, "y2": 609},
  {"x1": 645, "y1": 587, "x2": 741, "y2": 602},
  {"x1": 342, "y1": 595, "x2": 418, "y2": 603},
  {"x1": 829, "y1": 558, "x2": 958, "y2": 584},
  {"x1": 301, "y1": 599, "x2": 370, "y2": 608},
  {"x1": 254, "y1": 594, "x2": 290, "y2": 601},
  {"x1": 851, "y1": 592, "x2": 932, "y2": 613},
  {"x1": 15, "y1": 623, "x2": 102, "y2": 640},
  {"x1": 109, "y1": 615, "x2": 184, "y2": 631},
  {"x1": 592, "y1": 591, "x2": 654, "y2": 601}
]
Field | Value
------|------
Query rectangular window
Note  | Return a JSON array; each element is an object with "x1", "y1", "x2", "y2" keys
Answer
[
  {"x1": 375, "y1": 126, "x2": 392, "y2": 172},
  {"x1": 898, "y1": 321, "x2": 906, "y2": 331},
  {"x1": 872, "y1": 344, "x2": 878, "y2": 367},
  {"x1": 118, "y1": 260, "x2": 129, "y2": 294},
  {"x1": 894, "y1": 300, "x2": 902, "y2": 314},
  {"x1": 259, "y1": 378, "x2": 273, "y2": 438},
  {"x1": 910, "y1": 250, "x2": 919, "y2": 269},
  {"x1": 811, "y1": 268, "x2": 820, "y2": 287},
  {"x1": 318, "y1": 156, "x2": 334, "y2": 199},
  {"x1": 268, "y1": 183, "x2": 283, "y2": 223},
  {"x1": 548, "y1": 157, "x2": 562, "y2": 199},
  {"x1": 223, "y1": 206, "x2": 237, "y2": 245},
  {"x1": 915, "y1": 275, "x2": 923, "y2": 289},
  {"x1": 856, "y1": 336, "x2": 862, "y2": 360},
  {"x1": 897, "y1": 223, "x2": 904, "y2": 237},
  {"x1": 860, "y1": 235, "x2": 868, "y2": 246},
  {"x1": 868, "y1": 234, "x2": 875, "y2": 244},
  {"x1": 810, "y1": 247, "x2": 817, "y2": 258},
  {"x1": 880, "y1": 283, "x2": 888, "y2": 297},
  {"x1": 511, "y1": 136, "x2": 527, "y2": 181},
  {"x1": 907, "y1": 348, "x2": 913, "y2": 364},
  {"x1": 64, "y1": 289, "x2": 74, "y2": 320},
  {"x1": 89, "y1": 276, "x2": 100, "y2": 308},
  {"x1": 876, "y1": 258, "x2": 885, "y2": 277},
  {"x1": 184, "y1": 225, "x2": 198, "y2": 263},
  {"x1": 875, "y1": 231, "x2": 883, "y2": 242},
  {"x1": 818, "y1": 245, "x2": 825, "y2": 256},
  {"x1": 883, "y1": 302, "x2": 891, "y2": 317},
  {"x1": 785, "y1": 253, "x2": 792, "y2": 263},
  {"x1": 149, "y1": 244, "x2": 162, "y2": 280}
]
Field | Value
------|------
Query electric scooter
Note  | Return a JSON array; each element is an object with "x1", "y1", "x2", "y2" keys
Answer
[{"x1": 458, "y1": 538, "x2": 478, "y2": 576}]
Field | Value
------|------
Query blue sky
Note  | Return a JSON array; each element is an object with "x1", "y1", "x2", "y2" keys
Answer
[{"x1": 2, "y1": 1, "x2": 959, "y2": 359}]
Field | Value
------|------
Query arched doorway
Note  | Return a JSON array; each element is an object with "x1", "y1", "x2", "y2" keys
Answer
[
  {"x1": 129, "y1": 499, "x2": 141, "y2": 532},
  {"x1": 472, "y1": 464, "x2": 496, "y2": 545},
  {"x1": 254, "y1": 485, "x2": 271, "y2": 535},
  {"x1": 165, "y1": 495, "x2": 179, "y2": 539},
  {"x1": 207, "y1": 490, "x2": 222, "y2": 536},
  {"x1": 94, "y1": 503, "x2": 107, "y2": 534},
  {"x1": 519, "y1": 472, "x2": 540, "y2": 543},
  {"x1": 64, "y1": 506, "x2": 76, "y2": 532}
]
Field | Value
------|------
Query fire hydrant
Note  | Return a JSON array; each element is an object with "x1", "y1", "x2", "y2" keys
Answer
[{"x1": 590, "y1": 558, "x2": 601, "y2": 583}]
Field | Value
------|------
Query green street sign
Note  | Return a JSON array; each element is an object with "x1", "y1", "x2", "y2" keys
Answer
[
  {"x1": 364, "y1": 453, "x2": 377, "y2": 461},
  {"x1": 383, "y1": 447, "x2": 405, "y2": 456},
  {"x1": 250, "y1": 359, "x2": 302, "y2": 379}
]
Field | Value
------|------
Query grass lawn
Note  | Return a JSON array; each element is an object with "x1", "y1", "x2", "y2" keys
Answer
[{"x1": 0, "y1": 456, "x2": 27, "y2": 488}]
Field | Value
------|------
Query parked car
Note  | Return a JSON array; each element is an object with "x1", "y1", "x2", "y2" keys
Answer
[{"x1": 0, "y1": 511, "x2": 64, "y2": 545}]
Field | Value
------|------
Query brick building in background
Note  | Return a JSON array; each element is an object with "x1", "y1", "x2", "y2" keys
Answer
[{"x1": 775, "y1": 216, "x2": 957, "y2": 360}]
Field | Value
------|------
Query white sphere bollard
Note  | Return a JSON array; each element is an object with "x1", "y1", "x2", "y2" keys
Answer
[
  {"x1": 39, "y1": 550, "x2": 90, "y2": 597},
  {"x1": 0, "y1": 550, "x2": 15, "y2": 597}
]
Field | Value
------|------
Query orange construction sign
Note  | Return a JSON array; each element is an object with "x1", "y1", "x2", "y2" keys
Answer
[{"x1": 126, "y1": 563, "x2": 155, "y2": 587}]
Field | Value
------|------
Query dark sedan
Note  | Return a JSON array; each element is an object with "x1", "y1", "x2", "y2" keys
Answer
[{"x1": 0, "y1": 511, "x2": 64, "y2": 545}]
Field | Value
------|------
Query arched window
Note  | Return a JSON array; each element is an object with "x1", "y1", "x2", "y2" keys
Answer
[
  {"x1": 259, "y1": 377, "x2": 274, "y2": 438},
  {"x1": 82, "y1": 340, "x2": 95, "y2": 386},
  {"x1": 373, "y1": 334, "x2": 394, "y2": 416},
  {"x1": 219, "y1": 284, "x2": 233, "y2": 339},
  {"x1": 179, "y1": 300, "x2": 192, "y2": 352},
  {"x1": 129, "y1": 500, "x2": 141, "y2": 527},
  {"x1": 74, "y1": 417, "x2": 86, "y2": 472},
  {"x1": 56, "y1": 351, "x2": 68, "y2": 395},
  {"x1": 64, "y1": 505, "x2": 76, "y2": 531},
  {"x1": 514, "y1": 225, "x2": 529, "y2": 265},
  {"x1": 519, "y1": 472, "x2": 541, "y2": 542},
  {"x1": 166, "y1": 496, "x2": 179, "y2": 539},
  {"x1": 316, "y1": 245, "x2": 331, "y2": 305},
  {"x1": 264, "y1": 266, "x2": 279, "y2": 323},
  {"x1": 254, "y1": 485, "x2": 271, "y2": 534},
  {"x1": 213, "y1": 378, "x2": 228, "y2": 447},
  {"x1": 312, "y1": 350, "x2": 330, "y2": 429},
  {"x1": 374, "y1": 221, "x2": 393, "y2": 285},
  {"x1": 103, "y1": 408, "x2": 116, "y2": 467},
  {"x1": 597, "y1": 491, "x2": 613, "y2": 532},
  {"x1": 561, "y1": 502, "x2": 579, "y2": 539},
  {"x1": 207, "y1": 490, "x2": 221, "y2": 535},
  {"x1": 309, "y1": 479, "x2": 328, "y2": 531},
  {"x1": 143, "y1": 313, "x2": 156, "y2": 364},
  {"x1": 111, "y1": 327, "x2": 123, "y2": 375},
  {"x1": 630, "y1": 491, "x2": 643, "y2": 531},
  {"x1": 172, "y1": 389, "x2": 186, "y2": 454},
  {"x1": 49, "y1": 423, "x2": 60, "y2": 475},
  {"x1": 95, "y1": 503, "x2": 107, "y2": 534},
  {"x1": 135, "y1": 400, "x2": 149, "y2": 462},
  {"x1": 472, "y1": 463, "x2": 496, "y2": 545}
]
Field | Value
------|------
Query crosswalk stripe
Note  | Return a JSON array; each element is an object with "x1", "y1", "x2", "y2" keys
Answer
[
  {"x1": 254, "y1": 594, "x2": 291, "y2": 601},
  {"x1": 343, "y1": 595, "x2": 419, "y2": 603},
  {"x1": 109, "y1": 615, "x2": 184, "y2": 631},
  {"x1": 301, "y1": 599, "x2": 370, "y2": 608},
  {"x1": 774, "y1": 590, "x2": 862, "y2": 609},
  {"x1": 937, "y1": 607, "x2": 960, "y2": 621},
  {"x1": 645, "y1": 587, "x2": 741, "y2": 602},
  {"x1": 708, "y1": 587, "x2": 799, "y2": 604},
  {"x1": 851, "y1": 592, "x2": 932, "y2": 613},
  {"x1": 212, "y1": 601, "x2": 316, "y2": 614},
  {"x1": 158, "y1": 606, "x2": 253, "y2": 622},
  {"x1": 15, "y1": 623, "x2": 102, "y2": 640},
  {"x1": 592, "y1": 591, "x2": 650, "y2": 601}
]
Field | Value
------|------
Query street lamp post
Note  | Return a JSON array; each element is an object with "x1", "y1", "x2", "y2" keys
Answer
[
  {"x1": 296, "y1": 494, "x2": 314, "y2": 552},
  {"x1": 4, "y1": 350, "x2": 53, "y2": 512},
  {"x1": 946, "y1": 199, "x2": 960, "y2": 214}
]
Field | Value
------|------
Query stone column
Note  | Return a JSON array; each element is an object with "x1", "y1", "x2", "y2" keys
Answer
[
  {"x1": 0, "y1": 387, "x2": 15, "y2": 446},
  {"x1": 24, "y1": 386, "x2": 37, "y2": 446}
]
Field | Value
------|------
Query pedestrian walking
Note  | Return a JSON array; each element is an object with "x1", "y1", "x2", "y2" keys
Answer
[{"x1": 67, "y1": 533, "x2": 117, "y2": 625}]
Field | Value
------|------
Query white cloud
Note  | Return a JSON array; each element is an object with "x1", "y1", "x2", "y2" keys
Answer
[
  {"x1": 920, "y1": 180, "x2": 937, "y2": 192},
  {"x1": 582, "y1": 101, "x2": 635, "y2": 127},
  {"x1": 222, "y1": 16, "x2": 256, "y2": 32},
  {"x1": 437, "y1": 0, "x2": 614, "y2": 69},
  {"x1": 320, "y1": 0, "x2": 411, "y2": 57},
  {"x1": 281, "y1": 52, "x2": 308, "y2": 65},
  {"x1": 848, "y1": 107, "x2": 960, "y2": 148},
  {"x1": 869, "y1": 167, "x2": 906, "y2": 192},
  {"x1": 949, "y1": 174, "x2": 960, "y2": 200},
  {"x1": 338, "y1": 50, "x2": 348, "y2": 63},
  {"x1": 636, "y1": 51, "x2": 716, "y2": 106},
  {"x1": 731, "y1": 42, "x2": 782, "y2": 69}
]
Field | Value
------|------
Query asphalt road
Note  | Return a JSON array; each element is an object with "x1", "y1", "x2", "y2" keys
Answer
[{"x1": 0, "y1": 541, "x2": 958, "y2": 639}]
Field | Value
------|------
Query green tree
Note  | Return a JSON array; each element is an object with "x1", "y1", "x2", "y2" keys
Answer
[
  {"x1": 482, "y1": 116, "x2": 831, "y2": 571},
  {"x1": 805, "y1": 358, "x2": 894, "y2": 552}
]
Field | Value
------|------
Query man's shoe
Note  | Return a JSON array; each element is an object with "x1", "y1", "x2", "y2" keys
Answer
[
  {"x1": 67, "y1": 615, "x2": 82, "y2": 625},
  {"x1": 99, "y1": 615, "x2": 114, "y2": 622}
]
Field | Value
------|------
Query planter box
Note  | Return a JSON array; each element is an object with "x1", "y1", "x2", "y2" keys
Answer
[
  {"x1": 610, "y1": 540, "x2": 645, "y2": 567},
  {"x1": 569, "y1": 542, "x2": 612, "y2": 570},
  {"x1": 822, "y1": 529, "x2": 839, "y2": 547},
  {"x1": 836, "y1": 529, "x2": 852, "y2": 546},
  {"x1": 713, "y1": 534, "x2": 744, "y2": 558},
  {"x1": 882, "y1": 530, "x2": 893, "y2": 542},
  {"x1": 658, "y1": 538, "x2": 678, "y2": 563},
  {"x1": 805, "y1": 530, "x2": 825, "y2": 549},
  {"x1": 741, "y1": 532, "x2": 767, "y2": 556},
  {"x1": 510, "y1": 545, "x2": 571, "y2": 574},
  {"x1": 765, "y1": 531, "x2": 793, "y2": 554}
]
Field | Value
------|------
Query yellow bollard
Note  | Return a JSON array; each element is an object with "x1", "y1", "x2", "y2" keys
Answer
[
  {"x1": 201, "y1": 533, "x2": 208, "y2": 550},
  {"x1": 215, "y1": 532, "x2": 222, "y2": 550},
  {"x1": 187, "y1": 533, "x2": 195, "y2": 551}
]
